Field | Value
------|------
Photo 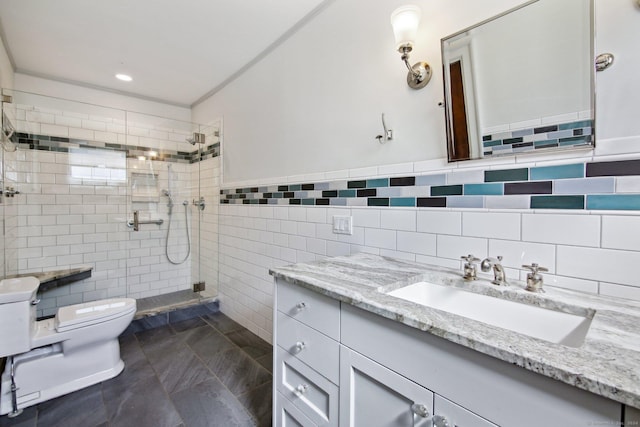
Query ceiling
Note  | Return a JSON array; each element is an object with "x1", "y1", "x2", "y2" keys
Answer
[{"x1": 0, "y1": 0, "x2": 330, "y2": 107}]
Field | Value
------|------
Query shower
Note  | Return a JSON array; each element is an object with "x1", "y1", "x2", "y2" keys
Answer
[
  {"x1": 163, "y1": 164, "x2": 191, "y2": 265},
  {"x1": 185, "y1": 132, "x2": 205, "y2": 146}
]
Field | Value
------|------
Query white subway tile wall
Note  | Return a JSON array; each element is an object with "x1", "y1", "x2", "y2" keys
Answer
[{"x1": 218, "y1": 201, "x2": 640, "y2": 343}]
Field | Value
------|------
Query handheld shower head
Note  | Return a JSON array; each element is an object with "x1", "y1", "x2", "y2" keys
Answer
[
  {"x1": 163, "y1": 189, "x2": 174, "y2": 215},
  {"x1": 162, "y1": 189, "x2": 174, "y2": 204}
]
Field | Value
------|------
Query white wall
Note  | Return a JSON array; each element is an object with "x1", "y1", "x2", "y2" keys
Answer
[
  {"x1": 193, "y1": 0, "x2": 533, "y2": 183},
  {"x1": 14, "y1": 73, "x2": 191, "y2": 122},
  {"x1": 193, "y1": 0, "x2": 640, "y2": 342},
  {"x1": 0, "y1": 35, "x2": 14, "y2": 89},
  {"x1": 595, "y1": 0, "x2": 640, "y2": 145}
]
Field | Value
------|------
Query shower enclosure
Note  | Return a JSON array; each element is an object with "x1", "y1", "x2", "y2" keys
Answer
[{"x1": 0, "y1": 89, "x2": 221, "y2": 317}]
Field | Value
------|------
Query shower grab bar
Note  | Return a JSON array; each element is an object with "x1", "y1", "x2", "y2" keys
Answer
[{"x1": 127, "y1": 211, "x2": 164, "y2": 231}]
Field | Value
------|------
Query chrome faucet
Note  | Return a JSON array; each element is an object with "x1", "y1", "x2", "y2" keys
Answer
[
  {"x1": 522, "y1": 263, "x2": 548, "y2": 293},
  {"x1": 460, "y1": 254, "x2": 480, "y2": 280},
  {"x1": 481, "y1": 256, "x2": 507, "y2": 286}
]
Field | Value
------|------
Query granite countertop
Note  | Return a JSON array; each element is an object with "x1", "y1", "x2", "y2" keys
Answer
[
  {"x1": 5, "y1": 266, "x2": 93, "y2": 292},
  {"x1": 269, "y1": 253, "x2": 640, "y2": 409}
]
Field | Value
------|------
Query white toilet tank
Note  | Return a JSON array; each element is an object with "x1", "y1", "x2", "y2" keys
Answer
[{"x1": 0, "y1": 277, "x2": 40, "y2": 358}]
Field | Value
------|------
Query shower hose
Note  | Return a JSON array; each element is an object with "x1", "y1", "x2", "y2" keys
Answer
[{"x1": 166, "y1": 201, "x2": 191, "y2": 265}]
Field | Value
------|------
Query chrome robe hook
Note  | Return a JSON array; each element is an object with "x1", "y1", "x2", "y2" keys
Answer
[{"x1": 375, "y1": 113, "x2": 393, "y2": 143}]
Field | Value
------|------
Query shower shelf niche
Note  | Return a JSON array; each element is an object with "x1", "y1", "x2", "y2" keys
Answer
[{"x1": 130, "y1": 172, "x2": 159, "y2": 203}]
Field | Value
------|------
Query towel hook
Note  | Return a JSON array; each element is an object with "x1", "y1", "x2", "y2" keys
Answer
[{"x1": 375, "y1": 113, "x2": 393, "y2": 144}]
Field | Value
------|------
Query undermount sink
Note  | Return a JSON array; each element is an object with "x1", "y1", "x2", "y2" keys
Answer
[{"x1": 387, "y1": 282, "x2": 592, "y2": 348}]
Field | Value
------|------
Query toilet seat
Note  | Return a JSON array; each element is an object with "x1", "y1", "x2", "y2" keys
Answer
[{"x1": 55, "y1": 298, "x2": 136, "y2": 332}]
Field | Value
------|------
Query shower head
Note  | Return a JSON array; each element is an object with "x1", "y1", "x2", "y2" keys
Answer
[
  {"x1": 185, "y1": 133, "x2": 205, "y2": 145},
  {"x1": 163, "y1": 189, "x2": 174, "y2": 215}
]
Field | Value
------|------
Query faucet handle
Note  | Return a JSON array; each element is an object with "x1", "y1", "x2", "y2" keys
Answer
[
  {"x1": 460, "y1": 254, "x2": 480, "y2": 263},
  {"x1": 522, "y1": 263, "x2": 548, "y2": 292},
  {"x1": 522, "y1": 263, "x2": 548, "y2": 274},
  {"x1": 461, "y1": 254, "x2": 480, "y2": 280}
]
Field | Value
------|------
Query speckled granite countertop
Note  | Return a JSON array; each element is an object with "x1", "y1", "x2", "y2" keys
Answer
[
  {"x1": 269, "y1": 253, "x2": 640, "y2": 409},
  {"x1": 5, "y1": 266, "x2": 92, "y2": 292}
]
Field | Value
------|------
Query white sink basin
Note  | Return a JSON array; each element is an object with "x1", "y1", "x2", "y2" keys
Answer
[{"x1": 387, "y1": 282, "x2": 592, "y2": 348}]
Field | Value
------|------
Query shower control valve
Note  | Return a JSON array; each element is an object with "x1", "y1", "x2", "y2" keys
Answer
[{"x1": 192, "y1": 196, "x2": 205, "y2": 211}]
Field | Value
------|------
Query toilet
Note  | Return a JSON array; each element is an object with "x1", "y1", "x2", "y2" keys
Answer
[{"x1": 0, "y1": 276, "x2": 136, "y2": 417}]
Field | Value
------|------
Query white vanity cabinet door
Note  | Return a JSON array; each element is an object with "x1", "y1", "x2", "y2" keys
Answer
[
  {"x1": 276, "y1": 392, "x2": 318, "y2": 427},
  {"x1": 275, "y1": 347, "x2": 339, "y2": 426},
  {"x1": 434, "y1": 395, "x2": 498, "y2": 427},
  {"x1": 339, "y1": 346, "x2": 434, "y2": 427}
]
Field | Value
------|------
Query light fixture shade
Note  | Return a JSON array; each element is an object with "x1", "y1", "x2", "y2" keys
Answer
[{"x1": 390, "y1": 5, "x2": 421, "y2": 50}]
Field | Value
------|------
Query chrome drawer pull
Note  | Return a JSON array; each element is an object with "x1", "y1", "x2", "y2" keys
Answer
[
  {"x1": 295, "y1": 384, "x2": 308, "y2": 395},
  {"x1": 433, "y1": 415, "x2": 451, "y2": 427},
  {"x1": 294, "y1": 341, "x2": 306, "y2": 353},
  {"x1": 295, "y1": 302, "x2": 306, "y2": 311},
  {"x1": 411, "y1": 403, "x2": 430, "y2": 418}
]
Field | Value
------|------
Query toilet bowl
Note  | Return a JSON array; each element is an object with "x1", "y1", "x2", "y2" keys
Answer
[{"x1": 0, "y1": 277, "x2": 136, "y2": 417}]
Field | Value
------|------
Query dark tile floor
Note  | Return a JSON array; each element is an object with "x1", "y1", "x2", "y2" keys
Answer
[{"x1": 1, "y1": 312, "x2": 273, "y2": 427}]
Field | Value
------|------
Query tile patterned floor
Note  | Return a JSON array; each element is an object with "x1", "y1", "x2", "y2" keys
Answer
[{"x1": 1, "y1": 312, "x2": 273, "y2": 427}]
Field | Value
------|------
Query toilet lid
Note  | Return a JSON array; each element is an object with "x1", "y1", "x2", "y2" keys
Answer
[
  {"x1": 0, "y1": 276, "x2": 40, "y2": 303},
  {"x1": 56, "y1": 298, "x2": 136, "y2": 332}
]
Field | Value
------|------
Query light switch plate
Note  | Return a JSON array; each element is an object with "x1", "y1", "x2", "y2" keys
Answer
[{"x1": 332, "y1": 215, "x2": 353, "y2": 235}]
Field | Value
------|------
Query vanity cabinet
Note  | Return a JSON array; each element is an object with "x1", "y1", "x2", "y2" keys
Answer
[
  {"x1": 274, "y1": 278, "x2": 624, "y2": 427},
  {"x1": 274, "y1": 280, "x2": 341, "y2": 426}
]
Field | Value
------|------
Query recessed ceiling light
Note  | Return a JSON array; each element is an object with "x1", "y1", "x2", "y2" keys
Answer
[{"x1": 115, "y1": 73, "x2": 132, "y2": 82}]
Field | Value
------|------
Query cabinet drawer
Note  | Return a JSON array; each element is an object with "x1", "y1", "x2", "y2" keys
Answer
[
  {"x1": 276, "y1": 311, "x2": 340, "y2": 384},
  {"x1": 276, "y1": 279, "x2": 340, "y2": 340},
  {"x1": 276, "y1": 391, "x2": 317, "y2": 427},
  {"x1": 276, "y1": 347, "x2": 338, "y2": 426}
]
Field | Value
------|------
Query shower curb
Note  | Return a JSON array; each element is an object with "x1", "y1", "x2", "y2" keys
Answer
[{"x1": 122, "y1": 298, "x2": 220, "y2": 336}]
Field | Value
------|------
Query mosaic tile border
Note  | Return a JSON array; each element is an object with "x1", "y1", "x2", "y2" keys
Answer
[
  {"x1": 482, "y1": 119, "x2": 593, "y2": 157},
  {"x1": 220, "y1": 159, "x2": 640, "y2": 211},
  {"x1": 13, "y1": 132, "x2": 220, "y2": 164}
]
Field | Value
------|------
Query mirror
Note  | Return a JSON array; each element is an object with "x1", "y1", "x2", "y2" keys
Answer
[{"x1": 442, "y1": 0, "x2": 594, "y2": 162}]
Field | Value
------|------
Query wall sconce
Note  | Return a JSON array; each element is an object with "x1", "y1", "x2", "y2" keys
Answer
[{"x1": 390, "y1": 5, "x2": 431, "y2": 89}]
